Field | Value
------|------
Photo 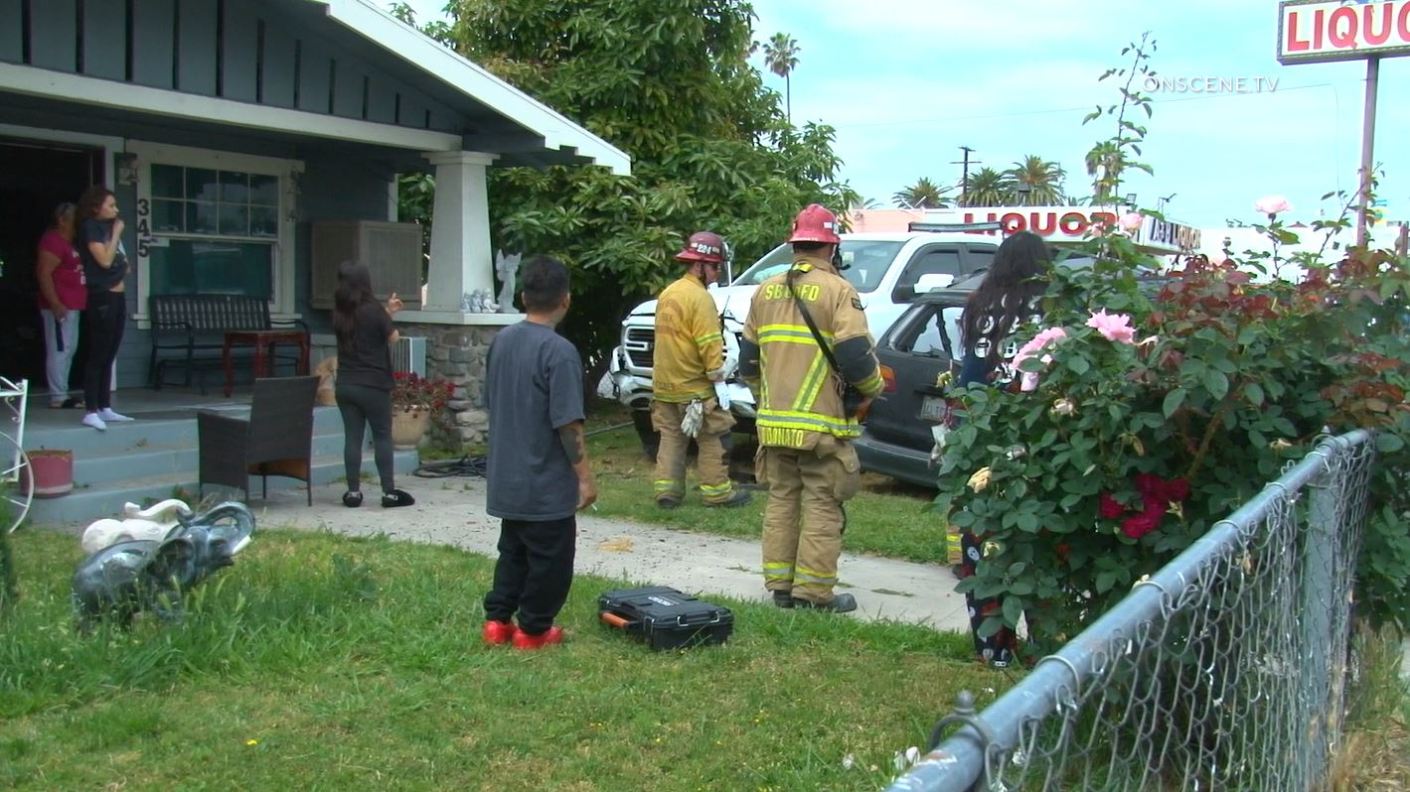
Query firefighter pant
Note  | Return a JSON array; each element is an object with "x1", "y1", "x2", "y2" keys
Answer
[
  {"x1": 757, "y1": 436, "x2": 861, "y2": 605},
  {"x1": 651, "y1": 398, "x2": 736, "y2": 505}
]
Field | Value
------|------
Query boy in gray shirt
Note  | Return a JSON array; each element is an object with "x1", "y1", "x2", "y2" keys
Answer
[{"x1": 481, "y1": 256, "x2": 597, "y2": 650}]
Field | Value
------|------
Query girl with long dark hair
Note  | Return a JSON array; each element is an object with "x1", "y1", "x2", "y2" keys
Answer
[
  {"x1": 955, "y1": 231, "x2": 1052, "y2": 667},
  {"x1": 958, "y1": 231, "x2": 1051, "y2": 389},
  {"x1": 76, "y1": 186, "x2": 131, "y2": 430},
  {"x1": 332, "y1": 261, "x2": 414, "y2": 508}
]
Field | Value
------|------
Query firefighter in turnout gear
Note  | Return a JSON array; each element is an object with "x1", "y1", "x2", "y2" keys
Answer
[
  {"x1": 740, "y1": 204, "x2": 884, "y2": 612},
  {"x1": 650, "y1": 231, "x2": 752, "y2": 510}
]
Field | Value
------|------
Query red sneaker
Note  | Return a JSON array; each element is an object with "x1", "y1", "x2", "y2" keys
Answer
[
  {"x1": 481, "y1": 620, "x2": 518, "y2": 646},
  {"x1": 511, "y1": 626, "x2": 565, "y2": 650}
]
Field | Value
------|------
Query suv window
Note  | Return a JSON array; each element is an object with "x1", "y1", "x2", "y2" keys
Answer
[
  {"x1": 964, "y1": 246, "x2": 995, "y2": 277},
  {"x1": 893, "y1": 247, "x2": 962, "y2": 302},
  {"x1": 733, "y1": 240, "x2": 905, "y2": 293},
  {"x1": 891, "y1": 303, "x2": 965, "y2": 360}
]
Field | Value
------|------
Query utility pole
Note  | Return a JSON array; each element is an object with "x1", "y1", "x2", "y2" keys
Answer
[
  {"x1": 1356, "y1": 56, "x2": 1380, "y2": 248},
  {"x1": 952, "y1": 146, "x2": 977, "y2": 206}
]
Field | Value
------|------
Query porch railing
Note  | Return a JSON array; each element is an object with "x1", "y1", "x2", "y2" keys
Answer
[{"x1": 889, "y1": 430, "x2": 1376, "y2": 791}]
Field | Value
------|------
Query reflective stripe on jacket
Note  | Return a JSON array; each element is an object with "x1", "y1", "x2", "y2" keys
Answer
[
  {"x1": 652, "y1": 274, "x2": 724, "y2": 403},
  {"x1": 743, "y1": 253, "x2": 882, "y2": 449}
]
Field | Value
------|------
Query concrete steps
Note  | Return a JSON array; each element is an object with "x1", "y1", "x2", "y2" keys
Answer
[{"x1": 23, "y1": 405, "x2": 419, "y2": 527}]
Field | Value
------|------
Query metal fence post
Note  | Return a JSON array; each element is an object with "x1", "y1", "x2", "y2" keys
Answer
[{"x1": 1298, "y1": 453, "x2": 1337, "y2": 787}]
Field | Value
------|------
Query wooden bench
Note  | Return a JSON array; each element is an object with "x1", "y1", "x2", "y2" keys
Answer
[{"x1": 149, "y1": 295, "x2": 309, "y2": 393}]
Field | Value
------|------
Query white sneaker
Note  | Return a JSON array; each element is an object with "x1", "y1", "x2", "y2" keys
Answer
[
  {"x1": 83, "y1": 412, "x2": 108, "y2": 431},
  {"x1": 99, "y1": 408, "x2": 134, "y2": 422}
]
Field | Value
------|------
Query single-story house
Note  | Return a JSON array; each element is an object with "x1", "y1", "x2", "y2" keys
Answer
[{"x1": 0, "y1": 0, "x2": 629, "y2": 440}]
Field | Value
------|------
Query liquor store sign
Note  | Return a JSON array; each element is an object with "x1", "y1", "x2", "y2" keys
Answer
[
  {"x1": 1278, "y1": 0, "x2": 1410, "y2": 64},
  {"x1": 923, "y1": 207, "x2": 1202, "y2": 254}
]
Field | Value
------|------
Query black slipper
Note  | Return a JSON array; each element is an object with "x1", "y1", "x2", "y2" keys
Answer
[
  {"x1": 342, "y1": 491, "x2": 364, "y2": 508},
  {"x1": 382, "y1": 489, "x2": 415, "y2": 508}
]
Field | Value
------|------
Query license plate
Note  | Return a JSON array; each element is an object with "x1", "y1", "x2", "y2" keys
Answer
[{"x1": 920, "y1": 395, "x2": 948, "y2": 422}]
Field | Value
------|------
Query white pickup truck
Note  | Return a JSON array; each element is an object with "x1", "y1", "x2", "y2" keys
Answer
[{"x1": 597, "y1": 228, "x2": 1002, "y2": 457}]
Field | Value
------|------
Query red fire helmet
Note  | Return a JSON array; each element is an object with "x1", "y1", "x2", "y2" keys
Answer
[
  {"x1": 675, "y1": 231, "x2": 726, "y2": 264},
  {"x1": 788, "y1": 203, "x2": 842, "y2": 245}
]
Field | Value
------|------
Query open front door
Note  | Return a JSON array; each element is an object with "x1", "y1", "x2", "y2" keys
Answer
[{"x1": 0, "y1": 137, "x2": 104, "y2": 391}]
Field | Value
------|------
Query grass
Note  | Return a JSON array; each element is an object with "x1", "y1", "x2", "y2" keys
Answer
[
  {"x1": 1332, "y1": 626, "x2": 1410, "y2": 790},
  {"x1": 1, "y1": 529, "x2": 1005, "y2": 791},
  {"x1": 584, "y1": 407, "x2": 950, "y2": 564}
]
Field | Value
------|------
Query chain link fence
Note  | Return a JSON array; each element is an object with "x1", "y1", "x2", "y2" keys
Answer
[{"x1": 890, "y1": 430, "x2": 1377, "y2": 792}]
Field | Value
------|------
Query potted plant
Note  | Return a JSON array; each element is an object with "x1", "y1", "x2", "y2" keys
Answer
[
  {"x1": 390, "y1": 372, "x2": 454, "y2": 449},
  {"x1": 27, "y1": 448, "x2": 74, "y2": 498}
]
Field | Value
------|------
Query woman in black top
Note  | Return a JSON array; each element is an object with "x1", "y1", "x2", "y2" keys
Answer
[
  {"x1": 333, "y1": 261, "x2": 414, "y2": 508},
  {"x1": 75, "y1": 186, "x2": 133, "y2": 431},
  {"x1": 954, "y1": 231, "x2": 1051, "y2": 667}
]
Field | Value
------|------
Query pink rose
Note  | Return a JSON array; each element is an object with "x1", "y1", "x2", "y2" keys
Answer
[
  {"x1": 1086, "y1": 310, "x2": 1137, "y2": 345},
  {"x1": 1254, "y1": 195, "x2": 1292, "y2": 216},
  {"x1": 1012, "y1": 327, "x2": 1069, "y2": 391},
  {"x1": 1118, "y1": 211, "x2": 1144, "y2": 233},
  {"x1": 1013, "y1": 327, "x2": 1068, "y2": 371}
]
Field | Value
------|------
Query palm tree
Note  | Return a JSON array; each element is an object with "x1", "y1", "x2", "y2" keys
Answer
[
  {"x1": 892, "y1": 178, "x2": 949, "y2": 209},
  {"x1": 1007, "y1": 155, "x2": 1066, "y2": 206},
  {"x1": 1085, "y1": 142, "x2": 1123, "y2": 204},
  {"x1": 961, "y1": 168, "x2": 1012, "y2": 207},
  {"x1": 763, "y1": 33, "x2": 801, "y2": 123}
]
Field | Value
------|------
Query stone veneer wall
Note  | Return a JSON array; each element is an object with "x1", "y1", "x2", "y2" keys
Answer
[{"x1": 398, "y1": 323, "x2": 501, "y2": 446}]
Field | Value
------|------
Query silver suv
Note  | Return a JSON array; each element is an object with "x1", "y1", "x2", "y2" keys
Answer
[{"x1": 597, "y1": 231, "x2": 1001, "y2": 457}]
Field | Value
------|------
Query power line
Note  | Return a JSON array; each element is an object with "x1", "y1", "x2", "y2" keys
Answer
[{"x1": 829, "y1": 81, "x2": 1351, "y2": 131}]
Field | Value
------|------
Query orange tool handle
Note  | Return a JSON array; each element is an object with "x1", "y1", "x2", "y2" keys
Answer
[{"x1": 600, "y1": 612, "x2": 631, "y2": 629}]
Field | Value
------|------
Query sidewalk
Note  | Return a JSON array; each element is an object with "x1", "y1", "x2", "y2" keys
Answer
[{"x1": 249, "y1": 476, "x2": 972, "y2": 632}]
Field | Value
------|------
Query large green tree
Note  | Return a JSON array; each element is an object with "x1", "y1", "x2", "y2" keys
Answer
[{"x1": 432, "y1": 0, "x2": 854, "y2": 380}]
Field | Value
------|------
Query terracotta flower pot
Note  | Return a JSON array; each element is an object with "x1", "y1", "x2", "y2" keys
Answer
[
  {"x1": 27, "y1": 449, "x2": 74, "y2": 498},
  {"x1": 391, "y1": 407, "x2": 432, "y2": 449}
]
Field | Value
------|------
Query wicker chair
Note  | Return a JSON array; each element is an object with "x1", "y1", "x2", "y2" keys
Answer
[{"x1": 198, "y1": 376, "x2": 319, "y2": 506}]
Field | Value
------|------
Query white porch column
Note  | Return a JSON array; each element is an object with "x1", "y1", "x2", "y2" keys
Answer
[{"x1": 422, "y1": 151, "x2": 497, "y2": 311}]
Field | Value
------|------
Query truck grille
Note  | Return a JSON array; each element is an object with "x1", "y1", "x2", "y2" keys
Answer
[{"x1": 624, "y1": 327, "x2": 654, "y2": 370}]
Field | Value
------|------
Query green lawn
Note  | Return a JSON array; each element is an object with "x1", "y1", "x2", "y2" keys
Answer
[
  {"x1": 585, "y1": 409, "x2": 951, "y2": 564},
  {"x1": 1, "y1": 529, "x2": 1005, "y2": 791}
]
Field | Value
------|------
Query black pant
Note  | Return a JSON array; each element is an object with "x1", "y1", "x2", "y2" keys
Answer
[
  {"x1": 83, "y1": 290, "x2": 126, "y2": 412},
  {"x1": 335, "y1": 382, "x2": 395, "y2": 494},
  {"x1": 483, "y1": 517, "x2": 576, "y2": 635}
]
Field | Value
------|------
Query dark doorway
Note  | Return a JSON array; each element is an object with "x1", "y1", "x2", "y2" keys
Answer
[{"x1": 0, "y1": 138, "x2": 104, "y2": 391}]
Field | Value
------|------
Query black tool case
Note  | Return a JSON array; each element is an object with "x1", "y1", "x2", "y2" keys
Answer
[{"x1": 597, "y1": 586, "x2": 734, "y2": 650}]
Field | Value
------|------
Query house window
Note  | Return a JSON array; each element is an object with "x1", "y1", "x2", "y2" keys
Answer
[{"x1": 146, "y1": 164, "x2": 278, "y2": 297}]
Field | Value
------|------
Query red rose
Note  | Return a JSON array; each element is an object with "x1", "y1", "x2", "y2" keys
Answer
[
  {"x1": 1133, "y1": 473, "x2": 1162, "y2": 496},
  {"x1": 1163, "y1": 478, "x2": 1191, "y2": 502},
  {"x1": 1099, "y1": 493, "x2": 1125, "y2": 519},
  {"x1": 1121, "y1": 510, "x2": 1163, "y2": 539}
]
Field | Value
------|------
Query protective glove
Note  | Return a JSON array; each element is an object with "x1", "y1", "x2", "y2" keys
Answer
[
  {"x1": 713, "y1": 381, "x2": 732, "y2": 410},
  {"x1": 681, "y1": 399, "x2": 704, "y2": 439}
]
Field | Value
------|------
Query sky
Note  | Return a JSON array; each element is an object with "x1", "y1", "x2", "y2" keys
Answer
[{"x1": 393, "y1": 0, "x2": 1409, "y2": 229}]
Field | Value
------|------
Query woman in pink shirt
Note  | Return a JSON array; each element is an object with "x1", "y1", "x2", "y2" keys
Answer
[{"x1": 35, "y1": 202, "x2": 87, "y2": 408}]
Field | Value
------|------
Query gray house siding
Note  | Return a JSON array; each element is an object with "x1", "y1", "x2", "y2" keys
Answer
[{"x1": 1, "y1": 0, "x2": 472, "y2": 137}]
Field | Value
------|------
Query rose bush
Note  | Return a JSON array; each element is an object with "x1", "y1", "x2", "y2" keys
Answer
[
  {"x1": 935, "y1": 223, "x2": 1410, "y2": 658},
  {"x1": 391, "y1": 372, "x2": 454, "y2": 413},
  {"x1": 935, "y1": 34, "x2": 1410, "y2": 659}
]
